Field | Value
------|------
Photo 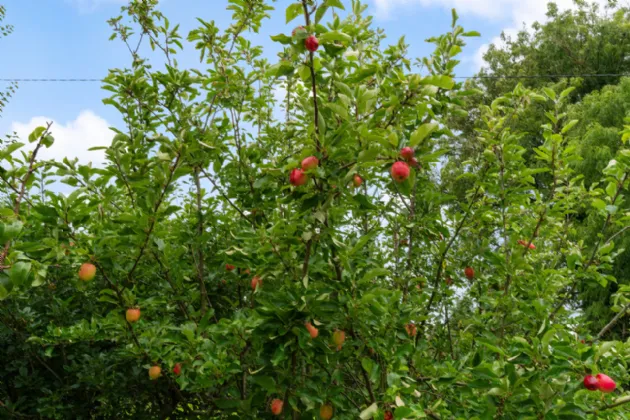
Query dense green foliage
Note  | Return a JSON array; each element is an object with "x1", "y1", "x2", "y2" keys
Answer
[
  {"x1": 447, "y1": 0, "x2": 630, "y2": 339},
  {"x1": 2, "y1": 0, "x2": 630, "y2": 418}
]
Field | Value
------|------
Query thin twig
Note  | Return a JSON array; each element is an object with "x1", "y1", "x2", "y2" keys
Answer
[{"x1": 596, "y1": 301, "x2": 630, "y2": 340}]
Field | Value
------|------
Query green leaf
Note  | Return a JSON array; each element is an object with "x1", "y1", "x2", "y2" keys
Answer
[
  {"x1": 561, "y1": 120, "x2": 579, "y2": 134},
  {"x1": 462, "y1": 31, "x2": 481, "y2": 37},
  {"x1": 395, "y1": 407, "x2": 413, "y2": 417},
  {"x1": 559, "y1": 86, "x2": 575, "y2": 99},
  {"x1": 543, "y1": 87, "x2": 556, "y2": 101},
  {"x1": 349, "y1": 230, "x2": 379, "y2": 256},
  {"x1": 410, "y1": 123, "x2": 438, "y2": 147},
  {"x1": 599, "y1": 241, "x2": 614, "y2": 255},
  {"x1": 451, "y1": 8, "x2": 458, "y2": 27},
  {"x1": 319, "y1": 30, "x2": 352, "y2": 44},
  {"x1": 592, "y1": 198, "x2": 606, "y2": 211},
  {"x1": 476, "y1": 337, "x2": 505, "y2": 355},
  {"x1": 359, "y1": 403, "x2": 378, "y2": 419},
  {"x1": 9, "y1": 261, "x2": 31, "y2": 287},
  {"x1": 251, "y1": 375, "x2": 277, "y2": 392},
  {"x1": 361, "y1": 357, "x2": 374, "y2": 373},
  {"x1": 449, "y1": 45, "x2": 462, "y2": 57},
  {"x1": 315, "y1": 5, "x2": 328, "y2": 23},
  {"x1": 420, "y1": 75, "x2": 454, "y2": 90},
  {"x1": 0, "y1": 284, "x2": 8, "y2": 300},
  {"x1": 360, "y1": 268, "x2": 389, "y2": 284},
  {"x1": 324, "y1": 0, "x2": 344, "y2": 9},
  {"x1": 0, "y1": 221, "x2": 22, "y2": 243},
  {"x1": 41, "y1": 135, "x2": 54, "y2": 148},
  {"x1": 28, "y1": 126, "x2": 46, "y2": 143},
  {"x1": 270, "y1": 33, "x2": 293, "y2": 45},
  {"x1": 606, "y1": 181, "x2": 617, "y2": 199},
  {"x1": 265, "y1": 61, "x2": 294, "y2": 78},
  {"x1": 325, "y1": 102, "x2": 349, "y2": 120},
  {"x1": 285, "y1": 3, "x2": 303, "y2": 24}
]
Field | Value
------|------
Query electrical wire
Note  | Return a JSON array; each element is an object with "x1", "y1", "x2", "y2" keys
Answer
[{"x1": 0, "y1": 73, "x2": 629, "y2": 83}]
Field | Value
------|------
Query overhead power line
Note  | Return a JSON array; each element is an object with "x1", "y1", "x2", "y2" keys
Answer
[
  {"x1": 0, "y1": 73, "x2": 629, "y2": 83},
  {"x1": 0, "y1": 78, "x2": 102, "y2": 82},
  {"x1": 454, "y1": 73, "x2": 630, "y2": 79}
]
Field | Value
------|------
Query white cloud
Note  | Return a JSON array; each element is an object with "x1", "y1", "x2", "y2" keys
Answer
[
  {"x1": 372, "y1": 0, "x2": 610, "y2": 70},
  {"x1": 10, "y1": 110, "x2": 113, "y2": 166}
]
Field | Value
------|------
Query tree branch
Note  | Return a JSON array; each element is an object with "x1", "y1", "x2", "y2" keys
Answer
[{"x1": 0, "y1": 122, "x2": 53, "y2": 267}]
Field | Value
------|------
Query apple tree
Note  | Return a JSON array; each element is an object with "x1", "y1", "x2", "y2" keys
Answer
[{"x1": 1, "y1": 0, "x2": 630, "y2": 418}]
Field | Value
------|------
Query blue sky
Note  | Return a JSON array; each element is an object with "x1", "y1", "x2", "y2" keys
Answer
[{"x1": 0, "y1": 0, "x2": 604, "y2": 164}]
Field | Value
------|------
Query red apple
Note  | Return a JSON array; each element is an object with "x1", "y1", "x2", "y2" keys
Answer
[
  {"x1": 305, "y1": 322, "x2": 319, "y2": 338},
  {"x1": 305, "y1": 35, "x2": 319, "y2": 52},
  {"x1": 583, "y1": 375, "x2": 599, "y2": 391},
  {"x1": 400, "y1": 147, "x2": 414, "y2": 161},
  {"x1": 126, "y1": 308, "x2": 141, "y2": 323},
  {"x1": 596, "y1": 373, "x2": 616, "y2": 393},
  {"x1": 225, "y1": 264, "x2": 235, "y2": 271},
  {"x1": 409, "y1": 157, "x2": 420, "y2": 168},
  {"x1": 384, "y1": 411, "x2": 393, "y2": 420},
  {"x1": 332, "y1": 330, "x2": 345, "y2": 351},
  {"x1": 290, "y1": 168, "x2": 308, "y2": 186},
  {"x1": 320, "y1": 404, "x2": 333, "y2": 420},
  {"x1": 149, "y1": 365, "x2": 161, "y2": 380},
  {"x1": 391, "y1": 161, "x2": 410, "y2": 183},
  {"x1": 301, "y1": 156, "x2": 319, "y2": 171},
  {"x1": 464, "y1": 266, "x2": 474, "y2": 280},
  {"x1": 405, "y1": 323, "x2": 417, "y2": 337},
  {"x1": 518, "y1": 239, "x2": 536, "y2": 249},
  {"x1": 173, "y1": 363, "x2": 182, "y2": 376},
  {"x1": 78, "y1": 263, "x2": 96, "y2": 282},
  {"x1": 251, "y1": 276, "x2": 262, "y2": 291},
  {"x1": 271, "y1": 399, "x2": 284, "y2": 416},
  {"x1": 353, "y1": 174, "x2": 363, "y2": 188}
]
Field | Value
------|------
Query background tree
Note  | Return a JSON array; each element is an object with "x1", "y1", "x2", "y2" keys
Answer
[{"x1": 445, "y1": 0, "x2": 630, "y2": 339}]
